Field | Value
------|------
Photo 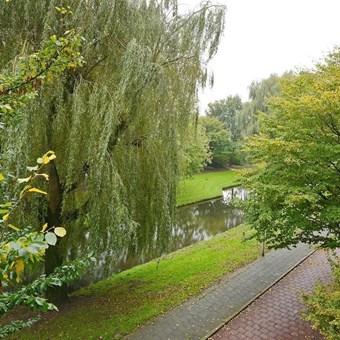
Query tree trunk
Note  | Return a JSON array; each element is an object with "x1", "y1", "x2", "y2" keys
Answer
[{"x1": 45, "y1": 161, "x2": 68, "y2": 303}]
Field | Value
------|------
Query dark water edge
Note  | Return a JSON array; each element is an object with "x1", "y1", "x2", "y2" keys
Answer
[{"x1": 113, "y1": 187, "x2": 247, "y2": 273}]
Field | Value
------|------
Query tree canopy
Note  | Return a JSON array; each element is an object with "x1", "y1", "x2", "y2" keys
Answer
[
  {"x1": 200, "y1": 116, "x2": 232, "y2": 167},
  {"x1": 239, "y1": 73, "x2": 285, "y2": 136},
  {"x1": 0, "y1": 0, "x2": 226, "y2": 292},
  {"x1": 241, "y1": 49, "x2": 340, "y2": 249},
  {"x1": 206, "y1": 95, "x2": 243, "y2": 141}
]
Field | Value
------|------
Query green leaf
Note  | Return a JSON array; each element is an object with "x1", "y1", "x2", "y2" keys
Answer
[
  {"x1": 27, "y1": 246, "x2": 39, "y2": 254},
  {"x1": 9, "y1": 241, "x2": 20, "y2": 251},
  {"x1": 45, "y1": 232, "x2": 57, "y2": 246},
  {"x1": 18, "y1": 248, "x2": 28, "y2": 257},
  {"x1": 30, "y1": 242, "x2": 49, "y2": 249}
]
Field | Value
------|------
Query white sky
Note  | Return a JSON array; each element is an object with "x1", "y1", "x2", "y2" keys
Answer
[{"x1": 180, "y1": 0, "x2": 340, "y2": 113}]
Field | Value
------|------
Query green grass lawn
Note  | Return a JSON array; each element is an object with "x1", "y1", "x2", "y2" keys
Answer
[
  {"x1": 11, "y1": 225, "x2": 260, "y2": 340},
  {"x1": 176, "y1": 169, "x2": 240, "y2": 206}
]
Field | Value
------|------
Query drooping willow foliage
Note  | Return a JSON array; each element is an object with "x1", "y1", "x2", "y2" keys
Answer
[{"x1": 0, "y1": 0, "x2": 225, "y2": 282}]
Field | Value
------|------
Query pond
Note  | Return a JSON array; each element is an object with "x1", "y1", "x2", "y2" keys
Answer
[{"x1": 114, "y1": 187, "x2": 247, "y2": 272}]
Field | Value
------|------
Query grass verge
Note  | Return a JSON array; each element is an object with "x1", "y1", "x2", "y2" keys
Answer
[
  {"x1": 11, "y1": 224, "x2": 259, "y2": 340},
  {"x1": 176, "y1": 170, "x2": 239, "y2": 206}
]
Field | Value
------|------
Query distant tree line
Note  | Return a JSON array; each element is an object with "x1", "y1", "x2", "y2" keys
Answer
[{"x1": 200, "y1": 73, "x2": 292, "y2": 168}]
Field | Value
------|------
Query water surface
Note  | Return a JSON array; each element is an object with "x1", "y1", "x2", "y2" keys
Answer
[{"x1": 115, "y1": 187, "x2": 247, "y2": 272}]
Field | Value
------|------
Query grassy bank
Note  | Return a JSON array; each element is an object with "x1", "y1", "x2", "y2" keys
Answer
[
  {"x1": 176, "y1": 169, "x2": 239, "y2": 206},
  {"x1": 12, "y1": 225, "x2": 260, "y2": 340}
]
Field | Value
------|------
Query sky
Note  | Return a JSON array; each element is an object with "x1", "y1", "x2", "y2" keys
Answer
[{"x1": 179, "y1": 0, "x2": 340, "y2": 113}]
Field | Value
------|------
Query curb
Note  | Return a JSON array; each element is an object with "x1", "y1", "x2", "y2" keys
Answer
[{"x1": 201, "y1": 247, "x2": 316, "y2": 340}]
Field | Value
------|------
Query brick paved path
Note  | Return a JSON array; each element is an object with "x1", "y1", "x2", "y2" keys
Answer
[
  {"x1": 210, "y1": 250, "x2": 331, "y2": 340},
  {"x1": 127, "y1": 244, "x2": 314, "y2": 340}
]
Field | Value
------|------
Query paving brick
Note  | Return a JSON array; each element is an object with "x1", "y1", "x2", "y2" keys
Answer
[
  {"x1": 211, "y1": 251, "x2": 331, "y2": 340},
  {"x1": 127, "y1": 245, "x2": 332, "y2": 340}
]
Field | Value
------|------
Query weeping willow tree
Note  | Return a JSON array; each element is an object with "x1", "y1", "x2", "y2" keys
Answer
[{"x1": 0, "y1": 0, "x2": 225, "y2": 299}]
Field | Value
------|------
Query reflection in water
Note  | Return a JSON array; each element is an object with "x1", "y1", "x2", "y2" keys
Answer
[
  {"x1": 114, "y1": 187, "x2": 247, "y2": 272},
  {"x1": 115, "y1": 187, "x2": 247, "y2": 272},
  {"x1": 171, "y1": 187, "x2": 247, "y2": 251}
]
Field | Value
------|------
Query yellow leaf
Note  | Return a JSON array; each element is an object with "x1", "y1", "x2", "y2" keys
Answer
[
  {"x1": 0, "y1": 173, "x2": 4, "y2": 181},
  {"x1": 54, "y1": 227, "x2": 67, "y2": 237},
  {"x1": 8, "y1": 224, "x2": 19, "y2": 231},
  {"x1": 42, "y1": 155, "x2": 50, "y2": 164},
  {"x1": 40, "y1": 151, "x2": 56, "y2": 165},
  {"x1": 19, "y1": 185, "x2": 32, "y2": 199},
  {"x1": 15, "y1": 258, "x2": 25, "y2": 282},
  {"x1": 41, "y1": 223, "x2": 48, "y2": 232},
  {"x1": 39, "y1": 173, "x2": 49, "y2": 181},
  {"x1": 48, "y1": 154, "x2": 57, "y2": 161},
  {"x1": 27, "y1": 188, "x2": 47, "y2": 195},
  {"x1": 3, "y1": 213, "x2": 9, "y2": 222}
]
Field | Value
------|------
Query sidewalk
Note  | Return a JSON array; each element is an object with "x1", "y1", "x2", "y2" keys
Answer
[
  {"x1": 127, "y1": 243, "x2": 314, "y2": 340},
  {"x1": 210, "y1": 250, "x2": 330, "y2": 339}
]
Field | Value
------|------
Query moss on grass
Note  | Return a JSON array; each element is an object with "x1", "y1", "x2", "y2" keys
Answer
[{"x1": 11, "y1": 224, "x2": 260, "y2": 340}]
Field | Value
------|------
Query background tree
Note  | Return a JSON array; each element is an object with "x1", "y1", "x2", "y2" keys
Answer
[
  {"x1": 0, "y1": 0, "x2": 226, "y2": 300},
  {"x1": 206, "y1": 95, "x2": 246, "y2": 164},
  {"x1": 239, "y1": 73, "x2": 283, "y2": 136},
  {"x1": 200, "y1": 116, "x2": 233, "y2": 167},
  {"x1": 241, "y1": 49, "x2": 340, "y2": 250},
  {"x1": 206, "y1": 95, "x2": 243, "y2": 141},
  {"x1": 179, "y1": 117, "x2": 211, "y2": 176}
]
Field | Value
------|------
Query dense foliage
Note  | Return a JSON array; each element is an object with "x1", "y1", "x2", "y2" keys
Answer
[
  {"x1": 179, "y1": 118, "x2": 211, "y2": 176},
  {"x1": 240, "y1": 73, "x2": 284, "y2": 136},
  {"x1": 0, "y1": 25, "x2": 90, "y2": 336},
  {"x1": 200, "y1": 116, "x2": 233, "y2": 167},
  {"x1": 206, "y1": 95, "x2": 243, "y2": 142},
  {"x1": 0, "y1": 0, "x2": 226, "y2": 293},
  {"x1": 241, "y1": 49, "x2": 340, "y2": 249},
  {"x1": 204, "y1": 75, "x2": 286, "y2": 167}
]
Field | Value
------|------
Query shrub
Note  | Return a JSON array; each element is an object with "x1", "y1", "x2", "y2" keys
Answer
[{"x1": 302, "y1": 253, "x2": 340, "y2": 340}]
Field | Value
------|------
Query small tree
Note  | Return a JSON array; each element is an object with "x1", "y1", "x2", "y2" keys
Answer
[
  {"x1": 241, "y1": 47, "x2": 340, "y2": 340},
  {"x1": 241, "y1": 49, "x2": 340, "y2": 250}
]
